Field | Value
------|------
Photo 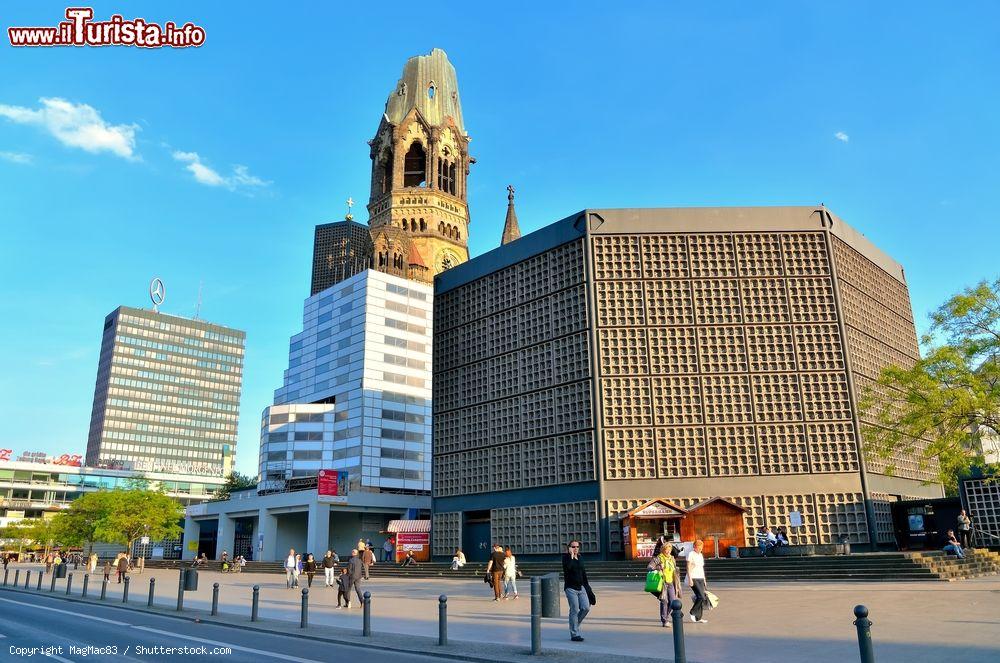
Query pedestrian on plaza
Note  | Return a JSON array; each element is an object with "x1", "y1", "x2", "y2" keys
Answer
[
  {"x1": 502, "y1": 546, "x2": 519, "y2": 599},
  {"x1": 73, "y1": 554, "x2": 80, "y2": 570},
  {"x1": 366, "y1": 538, "x2": 373, "y2": 552},
  {"x1": 137, "y1": 555, "x2": 144, "y2": 575},
  {"x1": 957, "y1": 510, "x2": 973, "y2": 548},
  {"x1": 234, "y1": 555, "x2": 245, "y2": 573},
  {"x1": 335, "y1": 567, "x2": 351, "y2": 608},
  {"x1": 303, "y1": 553, "x2": 317, "y2": 588},
  {"x1": 323, "y1": 550, "x2": 338, "y2": 587},
  {"x1": 88, "y1": 553, "x2": 98, "y2": 574},
  {"x1": 116, "y1": 553, "x2": 129, "y2": 584},
  {"x1": 486, "y1": 544, "x2": 506, "y2": 602},
  {"x1": 563, "y1": 540, "x2": 595, "y2": 642},
  {"x1": 647, "y1": 541, "x2": 682, "y2": 627},
  {"x1": 450, "y1": 549, "x2": 466, "y2": 571},
  {"x1": 347, "y1": 549, "x2": 366, "y2": 608},
  {"x1": 284, "y1": 549, "x2": 297, "y2": 589},
  {"x1": 295, "y1": 554, "x2": 303, "y2": 587},
  {"x1": 362, "y1": 544, "x2": 375, "y2": 580},
  {"x1": 382, "y1": 537, "x2": 393, "y2": 563},
  {"x1": 53, "y1": 552, "x2": 63, "y2": 569},
  {"x1": 103, "y1": 560, "x2": 112, "y2": 582},
  {"x1": 686, "y1": 539, "x2": 710, "y2": 624},
  {"x1": 400, "y1": 551, "x2": 418, "y2": 567},
  {"x1": 2, "y1": 555, "x2": 8, "y2": 571},
  {"x1": 943, "y1": 530, "x2": 965, "y2": 559},
  {"x1": 44, "y1": 554, "x2": 52, "y2": 573}
]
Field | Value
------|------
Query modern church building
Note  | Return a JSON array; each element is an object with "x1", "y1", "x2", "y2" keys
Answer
[{"x1": 431, "y1": 207, "x2": 943, "y2": 559}]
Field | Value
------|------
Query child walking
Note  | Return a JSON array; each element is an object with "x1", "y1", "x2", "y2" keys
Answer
[{"x1": 336, "y1": 567, "x2": 351, "y2": 608}]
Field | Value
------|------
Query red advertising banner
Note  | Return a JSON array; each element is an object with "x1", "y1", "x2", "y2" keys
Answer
[
  {"x1": 317, "y1": 469, "x2": 348, "y2": 503},
  {"x1": 396, "y1": 532, "x2": 430, "y2": 550}
]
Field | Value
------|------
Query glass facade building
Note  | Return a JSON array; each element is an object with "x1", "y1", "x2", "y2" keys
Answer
[
  {"x1": 85, "y1": 306, "x2": 246, "y2": 478},
  {"x1": 260, "y1": 269, "x2": 432, "y2": 494}
]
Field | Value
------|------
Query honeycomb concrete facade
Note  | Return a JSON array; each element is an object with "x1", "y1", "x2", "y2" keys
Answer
[{"x1": 431, "y1": 207, "x2": 942, "y2": 558}]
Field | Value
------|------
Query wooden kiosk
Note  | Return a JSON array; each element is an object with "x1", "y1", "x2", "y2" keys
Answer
[
  {"x1": 622, "y1": 497, "x2": 749, "y2": 559},
  {"x1": 387, "y1": 519, "x2": 431, "y2": 563}
]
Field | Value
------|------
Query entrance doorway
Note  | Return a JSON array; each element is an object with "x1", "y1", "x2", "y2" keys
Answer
[
  {"x1": 197, "y1": 522, "x2": 217, "y2": 559},
  {"x1": 463, "y1": 511, "x2": 491, "y2": 562}
]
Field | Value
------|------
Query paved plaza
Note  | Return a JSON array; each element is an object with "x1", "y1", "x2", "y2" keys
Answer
[{"x1": 10, "y1": 564, "x2": 999, "y2": 662}]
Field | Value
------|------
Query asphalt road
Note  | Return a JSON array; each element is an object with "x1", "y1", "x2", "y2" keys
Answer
[{"x1": 0, "y1": 590, "x2": 448, "y2": 663}]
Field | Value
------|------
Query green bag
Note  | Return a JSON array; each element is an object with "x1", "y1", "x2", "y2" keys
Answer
[{"x1": 644, "y1": 569, "x2": 664, "y2": 594}]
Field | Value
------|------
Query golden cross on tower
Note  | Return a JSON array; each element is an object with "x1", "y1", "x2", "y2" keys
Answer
[{"x1": 346, "y1": 196, "x2": 355, "y2": 220}]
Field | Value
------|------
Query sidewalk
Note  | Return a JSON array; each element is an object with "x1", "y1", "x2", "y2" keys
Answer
[{"x1": 6, "y1": 564, "x2": 1000, "y2": 662}]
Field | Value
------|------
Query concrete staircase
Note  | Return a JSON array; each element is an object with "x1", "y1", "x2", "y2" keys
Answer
[
  {"x1": 906, "y1": 548, "x2": 1000, "y2": 580},
  {"x1": 144, "y1": 551, "x2": 1000, "y2": 582}
]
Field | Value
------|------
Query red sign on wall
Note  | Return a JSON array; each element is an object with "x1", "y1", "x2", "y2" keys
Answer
[{"x1": 317, "y1": 470, "x2": 348, "y2": 503}]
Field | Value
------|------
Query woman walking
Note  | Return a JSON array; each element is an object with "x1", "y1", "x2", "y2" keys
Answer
[
  {"x1": 686, "y1": 539, "x2": 709, "y2": 624},
  {"x1": 303, "y1": 553, "x2": 317, "y2": 588},
  {"x1": 647, "y1": 542, "x2": 682, "y2": 627},
  {"x1": 293, "y1": 554, "x2": 303, "y2": 588},
  {"x1": 562, "y1": 540, "x2": 595, "y2": 642},
  {"x1": 502, "y1": 546, "x2": 518, "y2": 599}
]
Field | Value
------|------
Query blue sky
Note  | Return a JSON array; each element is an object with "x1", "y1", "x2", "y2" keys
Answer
[{"x1": 1, "y1": 2, "x2": 997, "y2": 476}]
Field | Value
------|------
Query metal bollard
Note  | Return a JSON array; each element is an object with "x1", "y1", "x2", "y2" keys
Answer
[
  {"x1": 176, "y1": 568, "x2": 184, "y2": 611},
  {"x1": 854, "y1": 605, "x2": 876, "y2": 663},
  {"x1": 300, "y1": 588, "x2": 309, "y2": 628},
  {"x1": 66, "y1": 573, "x2": 73, "y2": 595},
  {"x1": 438, "y1": 595, "x2": 448, "y2": 646},
  {"x1": 148, "y1": 577, "x2": 155, "y2": 607},
  {"x1": 14, "y1": 570, "x2": 20, "y2": 587},
  {"x1": 101, "y1": 578, "x2": 108, "y2": 600},
  {"x1": 50, "y1": 572, "x2": 57, "y2": 592},
  {"x1": 82, "y1": 574, "x2": 89, "y2": 598},
  {"x1": 251, "y1": 585, "x2": 260, "y2": 622},
  {"x1": 530, "y1": 576, "x2": 541, "y2": 655},
  {"x1": 362, "y1": 591, "x2": 372, "y2": 637},
  {"x1": 212, "y1": 582, "x2": 220, "y2": 616},
  {"x1": 123, "y1": 576, "x2": 130, "y2": 603},
  {"x1": 36, "y1": 572, "x2": 43, "y2": 591},
  {"x1": 24, "y1": 570, "x2": 31, "y2": 588},
  {"x1": 3, "y1": 568, "x2": 8, "y2": 586},
  {"x1": 670, "y1": 599, "x2": 687, "y2": 663}
]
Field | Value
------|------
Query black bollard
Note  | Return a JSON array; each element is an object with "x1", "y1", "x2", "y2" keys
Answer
[
  {"x1": 362, "y1": 591, "x2": 372, "y2": 637},
  {"x1": 82, "y1": 574, "x2": 89, "y2": 598},
  {"x1": 13, "y1": 570, "x2": 19, "y2": 587},
  {"x1": 251, "y1": 585, "x2": 260, "y2": 622},
  {"x1": 24, "y1": 570, "x2": 31, "y2": 588},
  {"x1": 148, "y1": 577, "x2": 155, "y2": 607},
  {"x1": 122, "y1": 576, "x2": 130, "y2": 603},
  {"x1": 670, "y1": 599, "x2": 687, "y2": 663},
  {"x1": 530, "y1": 576, "x2": 541, "y2": 655},
  {"x1": 854, "y1": 605, "x2": 876, "y2": 663},
  {"x1": 100, "y1": 578, "x2": 108, "y2": 600},
  {"x1": 66, "y1": 573, "x2": 73, "y2": 595},
  {"x1": 176, "y1": 568, "x2": 184, "y2": 611},
  {"x1": 212, "y1": 582, "x2": 220, "y2": 616},
  {"x1": 438, "y1": 594, "x2": 448, "y2": 646},
  {"x1": 300, "y1": 588, "x2": 309, "y2": 628},
  {"x1": 36, "y1": 571, "x2": 43, "y2": 591},
  {"x1": 3, "y1": 568, "x2": 8, "y2": 586},
  {"x1": 50, "y1": 572, "x2": 57, "y2": 593}
]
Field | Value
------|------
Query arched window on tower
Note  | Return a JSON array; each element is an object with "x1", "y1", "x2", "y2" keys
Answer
[
  {"x1": 439, "y1": 159, "x2": 452, "y2": 193},
  {"x1": 448, "y1": 163, "x2": 457, "y2": 195},
  {"x1": 402, "y1": 219, "x2": 409, "y2": 231},
  {"x1": 456, "y1": 229, "x2": 461, "y2": 240},
  {"x1": 379, "y1": 151, "x2": 393, "y2": 194},
  {"x1": 419, "y1": 218, "x2": 426, "y2": 231},
  {"x1": 438, "y1": 222, "x2": 445, "y2": 234},
  {"x1": 403, "y1": 142, "x2": 426, "y2": 187}
]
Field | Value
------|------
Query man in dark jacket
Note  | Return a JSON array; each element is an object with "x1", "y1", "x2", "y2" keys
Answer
[
  {"x1": 347, "y1": 549, "x2": 366, "y2": 608},
  {"x1": 361, "y1": 545, "x2": 375, "y2": 580},
  {"x1": 485, "y1": 544, "x2": 506, "y2": 602},
  {"x1": 322, "y1": 550, "x2": 339, "y2": 587},
  {"x1": 562, "y1": 540, "x2": 592, "y2": 642}
]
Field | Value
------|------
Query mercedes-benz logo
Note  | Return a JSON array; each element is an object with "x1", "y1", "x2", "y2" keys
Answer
[{"x1": 149, "y1": 278, "x2": 166, "y2": 307}]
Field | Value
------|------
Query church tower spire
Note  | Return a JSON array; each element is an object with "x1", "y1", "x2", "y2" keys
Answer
[
  {"x1": 367, "y1": 48, "x2": 472, "y2": 279},
  {"x1": 501, "y1": 185, "x2": 521, "y2": 245}
]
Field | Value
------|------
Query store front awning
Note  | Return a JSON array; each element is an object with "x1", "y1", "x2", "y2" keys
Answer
[
  {"x1": 627, "y1": 499, "x2": 688, "y2": 519},
  {"x1": 387, "y1": 519, "x2": 431, "y2": 533}
]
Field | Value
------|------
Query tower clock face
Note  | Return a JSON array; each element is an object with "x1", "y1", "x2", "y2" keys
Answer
[{"x1": 436, "y1": 249, "x2": 460, "y2": 272}]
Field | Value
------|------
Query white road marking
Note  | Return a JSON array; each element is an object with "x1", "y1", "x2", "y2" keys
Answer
[
  {"x1": 132, "y1": 625, "x2": 328, "y2": 663},
  {"x1": 0, "y1": 596, "x2": 131, "y2": 625},
  {"x1": 45, "y1": 654, "x2": 74, "y2": 663}
]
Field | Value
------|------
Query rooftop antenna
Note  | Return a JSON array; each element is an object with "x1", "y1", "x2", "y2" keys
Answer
[{"x1": 194, "y1": 280, "x2": 203, "y2": 319}]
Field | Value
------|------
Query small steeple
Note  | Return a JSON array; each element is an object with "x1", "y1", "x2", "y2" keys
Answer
[{"x1": 501, "y1": 185, "x2": 521, "y2": 245}]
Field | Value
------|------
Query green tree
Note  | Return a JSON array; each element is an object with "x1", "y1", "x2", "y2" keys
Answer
[
  {"x1": 861, "y1": 277, "x2": 1000, "y2": 492},
  {"x1": 92, "y1": 489, "x2": 184, "y2": 556},
  {"x1": 50, "y1": 491, "x2": 116, "y2": 556},
  {"x1": 0, "y1": 517, "x2": 60, "y2": 557},
  {"x1": 213, "y1": 471, "x2": 257, "y2": 501}
]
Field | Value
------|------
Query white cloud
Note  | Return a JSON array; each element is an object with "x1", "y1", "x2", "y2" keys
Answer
[
  {"x1": 172, "y1": 150, "x2": 269, "y2": 191},
  {"x1": 0, "y1": 151, "x2": 32, "y2": 164},
  {"x1": 834, "y1": 131, "x2": 850, "y2": 143},
  {"x1": 0, "y1": 97, "x2": 138, "y2": 159}
]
